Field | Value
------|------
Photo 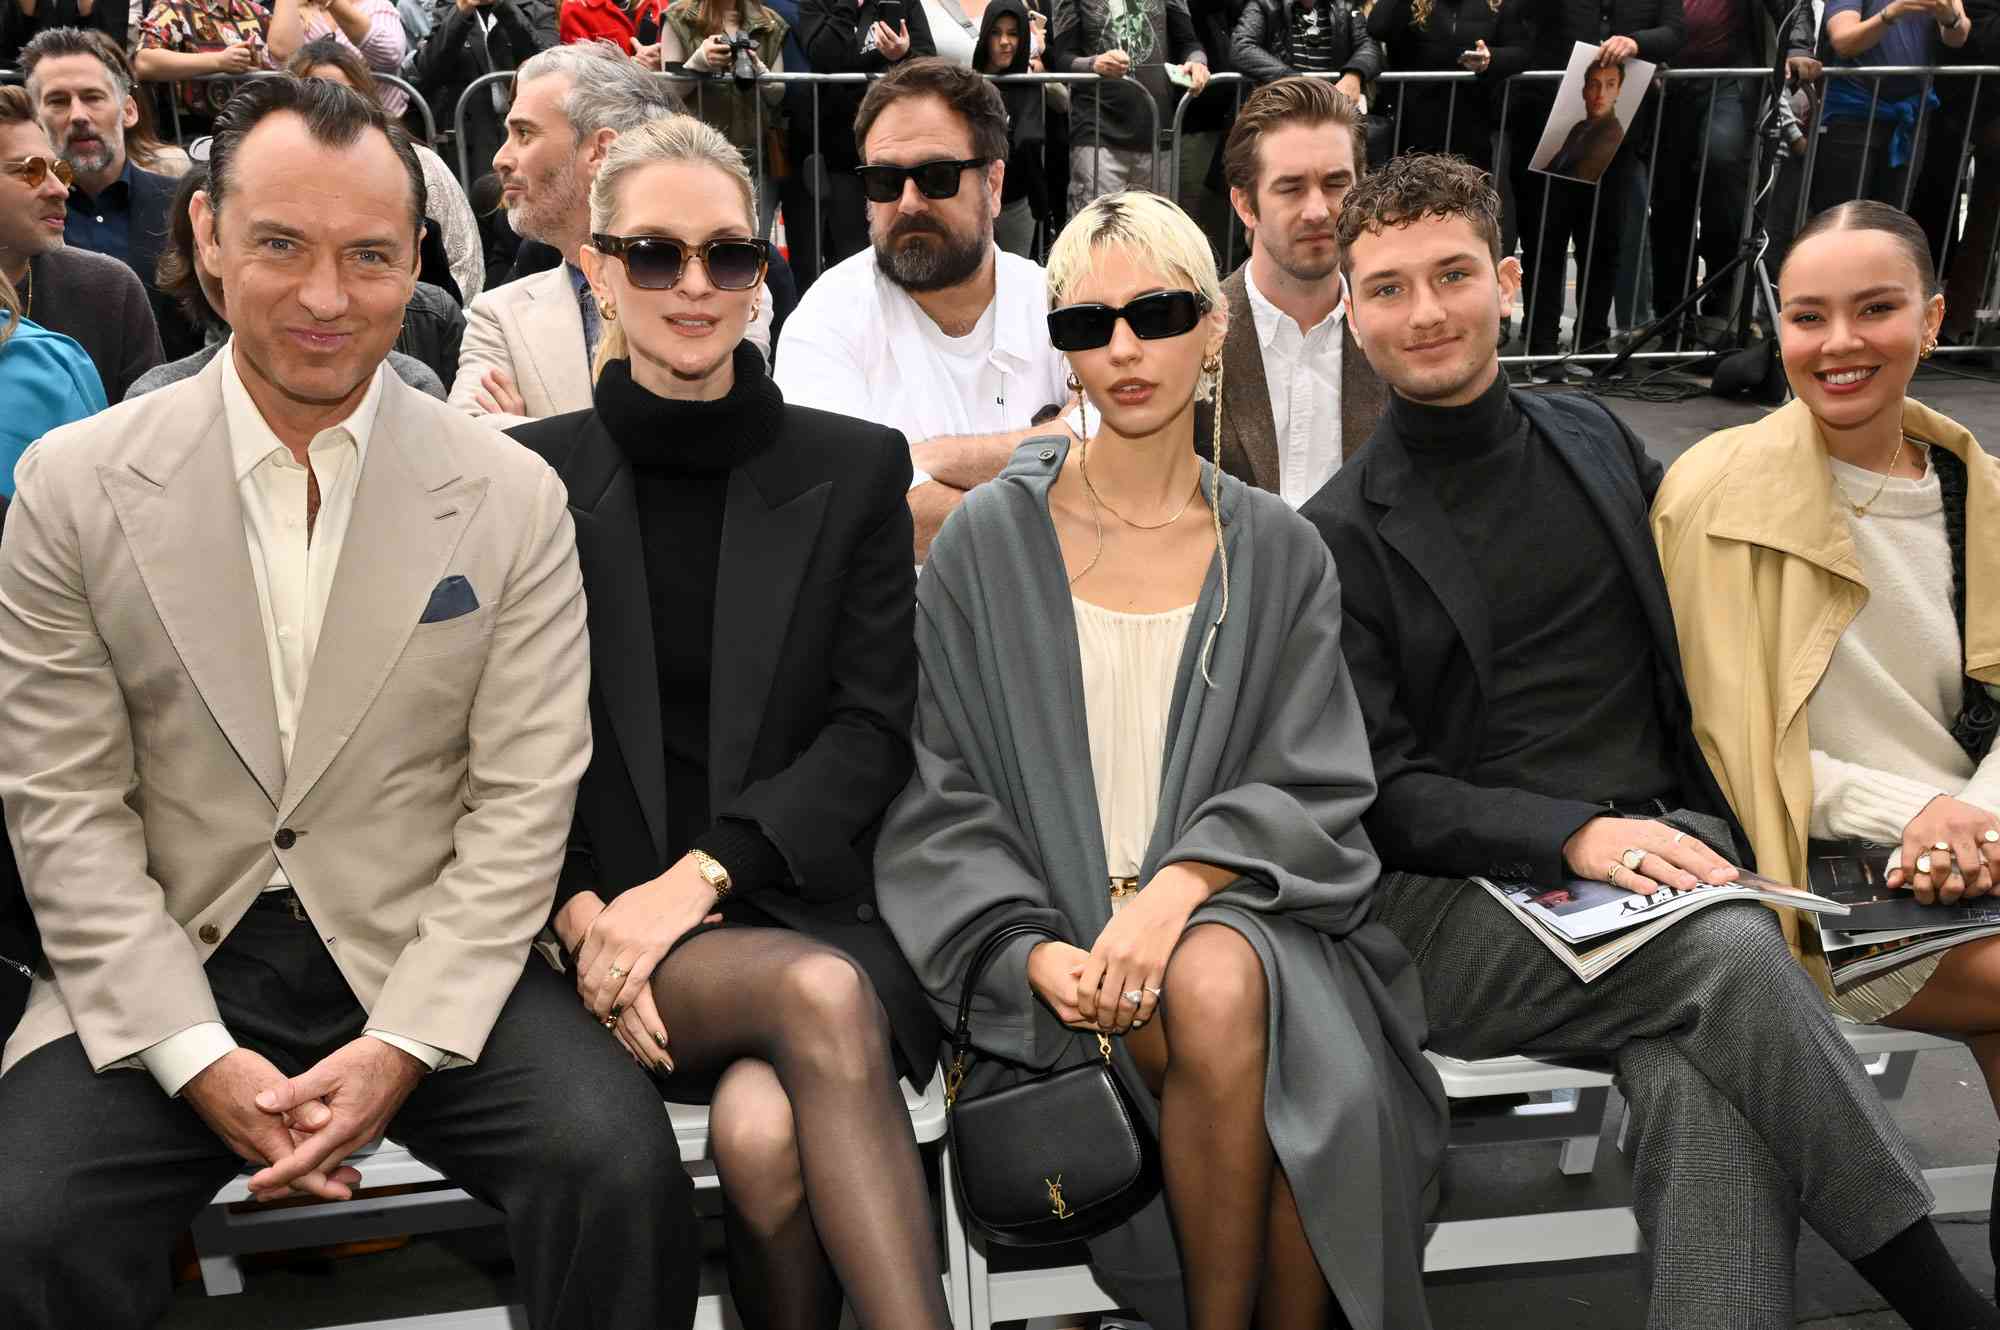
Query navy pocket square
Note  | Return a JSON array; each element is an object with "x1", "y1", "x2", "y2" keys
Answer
[{"x1": 419, "y1": 575, "x2": 480, "y2": 624}]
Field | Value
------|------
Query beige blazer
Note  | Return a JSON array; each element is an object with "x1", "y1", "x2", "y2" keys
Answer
[
  {"x1": 451, "y1": 261, "x2": 777, "y2": 431},
  {"x1": 0, "y1": 355, "x2": 591, "y2": 1076}
]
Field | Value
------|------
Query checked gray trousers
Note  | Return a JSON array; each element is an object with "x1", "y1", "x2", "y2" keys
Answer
[{"x1": 1380, "y1": 873, "x2": 1935, "y2": 1330}]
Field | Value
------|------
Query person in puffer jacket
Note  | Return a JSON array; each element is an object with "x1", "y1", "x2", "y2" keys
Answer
[{"x1": 1232, "y1": 0, "x2": 1380, "y2": 92}]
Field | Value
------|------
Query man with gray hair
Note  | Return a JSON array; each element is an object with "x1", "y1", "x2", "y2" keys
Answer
[{"x1": 452, "y1": 40, "x2": 774, "y2": 429}]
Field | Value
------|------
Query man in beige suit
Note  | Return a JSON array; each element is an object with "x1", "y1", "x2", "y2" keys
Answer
[
  {"x1": 453, "y1": 41, "x2": 773, "y2": 431},
  {"x1": 1199, "y1": 76, "x2": 1388, "y2": 505},
  {"x1": 0, "y1": 77, "x2": 700, "y2": 1330}
]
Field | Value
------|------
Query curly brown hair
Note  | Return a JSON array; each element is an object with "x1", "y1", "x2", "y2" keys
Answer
[{"x1": 1333, "y1": 152, "x2": 1502, "y2": 269}]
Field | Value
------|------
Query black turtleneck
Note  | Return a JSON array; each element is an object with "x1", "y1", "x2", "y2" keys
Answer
[
  {"x1": 594, "y1": 344, "x2": 790, "y2": 892},
  {"x1": 1398, "y1": 371, "x2": 1680, "y2": 808}
]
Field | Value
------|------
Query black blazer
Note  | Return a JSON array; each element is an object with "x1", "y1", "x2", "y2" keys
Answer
[
  {"x1": 1301, "y1": 390, "x2": 1743, "y2": 887},
  {"x1": 796, "y1": 0, "x2": 940, "y2": 169}
]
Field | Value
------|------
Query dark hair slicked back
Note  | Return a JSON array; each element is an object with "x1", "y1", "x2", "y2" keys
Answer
[
  {"x1": 1334, "y1": 152, "x2": 1503, "y2": 269},
  {"x1": 1785, "y1": 200, "x2": 1939, "y2": 297},
  {"x1": 854, "y1": 57, "x2": 1011, "y2": 167},
  {"x1": 206, "y1": 75, "x2": 427, "y2": 238},
  {"x1": 1223, "y1": 75, "x2": 1367, "y2": 203}
]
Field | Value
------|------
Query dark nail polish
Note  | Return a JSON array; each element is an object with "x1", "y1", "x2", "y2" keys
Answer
[
  {"x1": 653, "y1": 1031, "x2": 668, "y2": 1050},
  {"x1": 610, "y1": 1006, "x2": 622, "y2": 1020}
]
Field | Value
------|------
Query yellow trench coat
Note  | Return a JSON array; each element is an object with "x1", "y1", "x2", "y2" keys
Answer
[{"x1": 1650, "y1": 396, "x2": 2000, "y2": 993}]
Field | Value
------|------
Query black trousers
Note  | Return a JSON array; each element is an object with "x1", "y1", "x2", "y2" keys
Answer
[{"x1": 0, "y1": 891, "x2": 700, "y2": 1330}]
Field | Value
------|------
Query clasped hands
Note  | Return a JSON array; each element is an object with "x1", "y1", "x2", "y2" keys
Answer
[
  {"x1": 1562, "y1": 815, "x2": 1740, "y2": 896},
  {"x1": 1884, "y1": 794, "x2": 2000, "y2": 905},
  {"x1": 552, "y1": 858, "x2": 724, "y2": 1075},
  {"x1": 1026, "y1": 866, "x2": 1215, "y2": 1038},
  {"x1": 182, "y1": 1036, "x2": 427, "y2": 1205}
]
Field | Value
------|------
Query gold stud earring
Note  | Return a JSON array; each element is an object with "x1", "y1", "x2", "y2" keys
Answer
[{"x1": 599, "y1": 300, "x2": 617, "y2": 322}]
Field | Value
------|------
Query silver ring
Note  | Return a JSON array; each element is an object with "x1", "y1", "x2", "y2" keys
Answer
[
  {"x1": 1144, "y1": 986, "x2": 1162, "y2": 996},
  {"x1": 1671, "y1": 830, "x2": 1687, "y2": 847},
  {"x1": 1122, "y1": 989, "x2": 1146, "y2": 1005},
  {"x1": 1936, "y1": 841, "x2": 1953, "y2": 852},
  {"x1": 1985, "y1": 830, "x2": 1999, "y2": 845},
  {"x1": 1916, "y1": 854, "x2": 1935, "y2": 875},
  {"x1": 1621, "y1": 847, "x2": 1647, "y2": 872}
]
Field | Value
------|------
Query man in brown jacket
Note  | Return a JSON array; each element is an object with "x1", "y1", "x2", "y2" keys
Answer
[{"x1": 1200, "y1": 75, "x2": 1388, "y2": 504}]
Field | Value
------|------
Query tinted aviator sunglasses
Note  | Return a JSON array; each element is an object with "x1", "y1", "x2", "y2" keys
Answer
[
  {"x1": 1046, "y1": 290, "x2": 1213, "y2": 352},
  {"x1": 1, "y1": 155, "x2": 75, "y2": 190},
  {"x1": 590, "y1": 234, "x2": 771, "y2": 291},
  {"x1": 854, "y1": 157, "x2": 991, "y2": 204}
]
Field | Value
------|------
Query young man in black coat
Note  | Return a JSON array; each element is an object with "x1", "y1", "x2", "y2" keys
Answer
[{"x1": 1303, "y1": 152, "x2": 2000, "y2": 1330}]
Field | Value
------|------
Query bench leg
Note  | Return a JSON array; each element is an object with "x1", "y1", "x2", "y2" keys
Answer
[
  {"x1": 1557, "y1": 1086, "x2": 1609, "y2": 1176},
  {"x1": 1869, "y1": 1050, "x2": 1917, "y2": 1101},
  {"x1": 941, "y1": 1144, "x2": 970, "y2": 1330}
]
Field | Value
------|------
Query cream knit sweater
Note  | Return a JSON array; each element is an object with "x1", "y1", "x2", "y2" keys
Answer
[{"x1": 1807, "y1": 454, "x2": 2000, "y2": 840}]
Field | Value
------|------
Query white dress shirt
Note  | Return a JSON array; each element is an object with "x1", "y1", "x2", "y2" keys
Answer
[
  {"x1": 1246, "y1": 264, "x2": 1348, "y2": 508},
  {"x1": 136, "y1": 345, "x2": 445, "y2": 1096},
  {"x1": 773, "y1": 246, "x2": 1072, "y2": 490}
]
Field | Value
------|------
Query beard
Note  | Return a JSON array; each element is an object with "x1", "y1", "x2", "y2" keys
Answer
[
  {"x1": 1266, "y1": 230, "x2": 1341, "y2": 285},
  {"x1": 873, "y1": 209, "x2": 991, "y2": 293},
  {"x1": 505, "y1": 155, "x2": 585, "y2": 246},
  {"x1": 61, "y1": 129, "x2": 116, "y2": 178}
]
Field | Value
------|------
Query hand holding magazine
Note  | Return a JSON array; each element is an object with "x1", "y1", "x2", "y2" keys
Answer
[
  {"x1": 1809, "y1": 838, "x2": 2000, "y2": 993},
  {"x1": 1477, "y1": 870, "x2": 1848, "y2": 982}
]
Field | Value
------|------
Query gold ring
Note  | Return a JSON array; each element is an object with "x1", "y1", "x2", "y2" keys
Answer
[
  {"x1": 1622, "y1": 848, "x2": 1646, "y2": 872},
  {"x1": 1607, "y1": 863, "x2": 1625, "y2": 886},
  {"x1": 1917, "y1": 854, "x2": 1935, "y2": 874},
  {"x1": 607, "y1": 966, "x2": 628, "y2": 980}
]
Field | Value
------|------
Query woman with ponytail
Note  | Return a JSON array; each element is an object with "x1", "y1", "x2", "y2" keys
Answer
[
  {"x1": 874, "y1": 189, "x2": 1444, "y2": 1330},
  {"x1": 507, "y1": 114, "x2": 951, "y2": 1330}
]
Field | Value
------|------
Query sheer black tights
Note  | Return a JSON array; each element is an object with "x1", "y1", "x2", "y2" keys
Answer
[
  {"x1": 648, "y1": 927, "x2": 950, "y2": 1330},
  {"x1": 1126, "y1": 924, "x2": 1351, "y2": 1330}
]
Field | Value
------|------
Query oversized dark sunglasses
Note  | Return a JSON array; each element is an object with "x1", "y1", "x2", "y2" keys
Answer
[
  {"x1": 1, "y1": 155, "x2": 75, "y2": 190},
  {"x1": 589, "y1": 234, "x2": 770, "y2": 291},
  {"x1": 854, "y1": 157, "x2": 991, "y2": 204},
  {"x1": 1046, "y1": 290, "x2": 1213, "y2": 352}
]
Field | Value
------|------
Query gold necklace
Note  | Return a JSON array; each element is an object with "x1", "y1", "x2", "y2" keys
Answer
[
  {"x1": 1078, "y1": 433, "x2": 1201, "y2": 529},
  {"x1": 1841, "y1": 433, "x2": 1923, "y2": 517}
]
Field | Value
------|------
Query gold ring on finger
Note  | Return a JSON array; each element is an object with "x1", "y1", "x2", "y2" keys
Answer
[
  {"x1": 1607, "y1": 863, "x2": 1625, "y2": 886},
  {"x1": 1916, "y1": 854, "x2": 1934, "y2": 874},
  {"x1": 607, "y1": 966, "x2": 628, "y2": 980},
  {"x1": 1622, "y1": 847, "x2": 1646, "y2": 872}
]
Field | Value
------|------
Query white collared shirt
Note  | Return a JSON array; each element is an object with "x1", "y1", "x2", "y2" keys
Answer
[
  {"x1": 137, "y1": 346, "x2": 443, "y2": 1096},
  {"x1": 773, "y1": 246, "x2": 1072, "y2": 490},
  {"x1": 1246, "y1": 264, "x2": 1347, "y2": 508}
]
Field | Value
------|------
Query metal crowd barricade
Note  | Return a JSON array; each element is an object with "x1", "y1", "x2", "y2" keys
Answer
[
  {"x1": 163, "y1": 70, "x2": 439, "y2": 150},
  {"x1": 450, "y1": 66, "x2": 1159, "y2": 276}
]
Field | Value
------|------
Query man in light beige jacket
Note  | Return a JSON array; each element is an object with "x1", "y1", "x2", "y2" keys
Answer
[{"x1": 0, "y1": 77, "x2": 699, "y2": 1330}]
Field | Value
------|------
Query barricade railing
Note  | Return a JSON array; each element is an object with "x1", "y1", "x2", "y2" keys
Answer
[
  {"x1": 452, "y1": 66, "x2": 1163, "y2": 274},
  {"x1": 158, "y1": 70, "x2": 436, "y2": 149}
]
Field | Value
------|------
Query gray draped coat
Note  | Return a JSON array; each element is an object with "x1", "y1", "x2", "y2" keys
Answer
[{"x1": 875, "y1": 439, "x2": 1447, "y2": 1330}]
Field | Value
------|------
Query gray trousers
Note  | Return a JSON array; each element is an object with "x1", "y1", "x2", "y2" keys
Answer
[{"x1": 1381, "y1": 874, "x2": 1934, "y2": 1330}]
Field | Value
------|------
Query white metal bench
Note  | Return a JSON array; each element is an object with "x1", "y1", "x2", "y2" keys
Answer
[{"x1": 192, "y1": 1071, "x2": 951, "y2": 1330}]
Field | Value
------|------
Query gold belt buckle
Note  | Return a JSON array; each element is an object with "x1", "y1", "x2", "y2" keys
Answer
[{"x1": 1108, "y1": 876, "x2": 1141, "y2": 901}]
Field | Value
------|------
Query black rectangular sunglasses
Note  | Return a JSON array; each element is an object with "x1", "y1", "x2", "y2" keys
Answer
[
  {"x1": 1046, "y1": 290, "x2": 1212, "y2": 353},
  {"x1": 589, "y1": 234, "x2": 770, "y2": 291},
  {"x1": 854, "y1": 157, "x2": 990, "y2": 204}
]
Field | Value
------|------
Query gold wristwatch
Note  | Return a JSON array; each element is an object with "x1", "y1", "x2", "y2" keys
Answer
[{"x1": 690, "y1": 848, "x2": 733, "y2": 900}]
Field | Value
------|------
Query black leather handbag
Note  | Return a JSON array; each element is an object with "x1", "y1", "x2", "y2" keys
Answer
[{"x1": 944, "y1": 921, "x2": 1161, "y2": 1247}]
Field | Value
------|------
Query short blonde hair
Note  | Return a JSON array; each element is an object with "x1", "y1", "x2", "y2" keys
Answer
[
  {"x1": 588, "y1": 114, "x2": 757, "y2": 381},
  {"x1": 1045, "y1": 190, "x2": 1223, "y2": 315}
]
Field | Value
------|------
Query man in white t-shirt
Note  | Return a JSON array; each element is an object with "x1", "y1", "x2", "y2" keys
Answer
[{"x1": 774, "y1": 57, "x2": 1071, "y2": 561}]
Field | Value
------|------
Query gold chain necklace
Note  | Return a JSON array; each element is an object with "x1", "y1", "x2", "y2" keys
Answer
[
  {"x1": 1841, "y1": 433, "x2": 1924, "y2": 518},
  {"x1": 1078, "y1": 433, "x2": 1201, "y2": 529}
]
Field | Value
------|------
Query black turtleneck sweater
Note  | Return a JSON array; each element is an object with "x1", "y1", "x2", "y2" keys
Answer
[
  {"x1": 594, "y1": 345, "x2": 789, "y2": 893},
  {"x1": 1396, "y1": 372, "x2": 1680, "y2": 808}
]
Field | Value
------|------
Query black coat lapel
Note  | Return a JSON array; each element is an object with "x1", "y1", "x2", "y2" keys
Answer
[
  {"x1": 709, "y1": 450, "x2": 832, "y2": 804},
  {"x1": 559, "y1": 420, "x2": 668, "y2": 862},
  {"x1": 1361, "y1": 424, "x2": 1496, "y2": 699}
]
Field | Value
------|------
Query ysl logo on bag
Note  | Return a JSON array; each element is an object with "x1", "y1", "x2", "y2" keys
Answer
[{"x1": 1045, "y1": 1175, "x2": 1073, "y2": 1220}]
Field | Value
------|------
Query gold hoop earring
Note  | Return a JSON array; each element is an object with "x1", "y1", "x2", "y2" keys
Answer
[
  {"x1": 1920, "y1": 334, "x2": 1938, "y2": 360},
  {"x1": 599, "y1": 300, "x2": 617, "y2": 322}
]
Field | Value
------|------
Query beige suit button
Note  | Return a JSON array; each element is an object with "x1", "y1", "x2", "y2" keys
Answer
[{"x1": 198, "y1": 924, "x2": 221, "y2": 945}]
